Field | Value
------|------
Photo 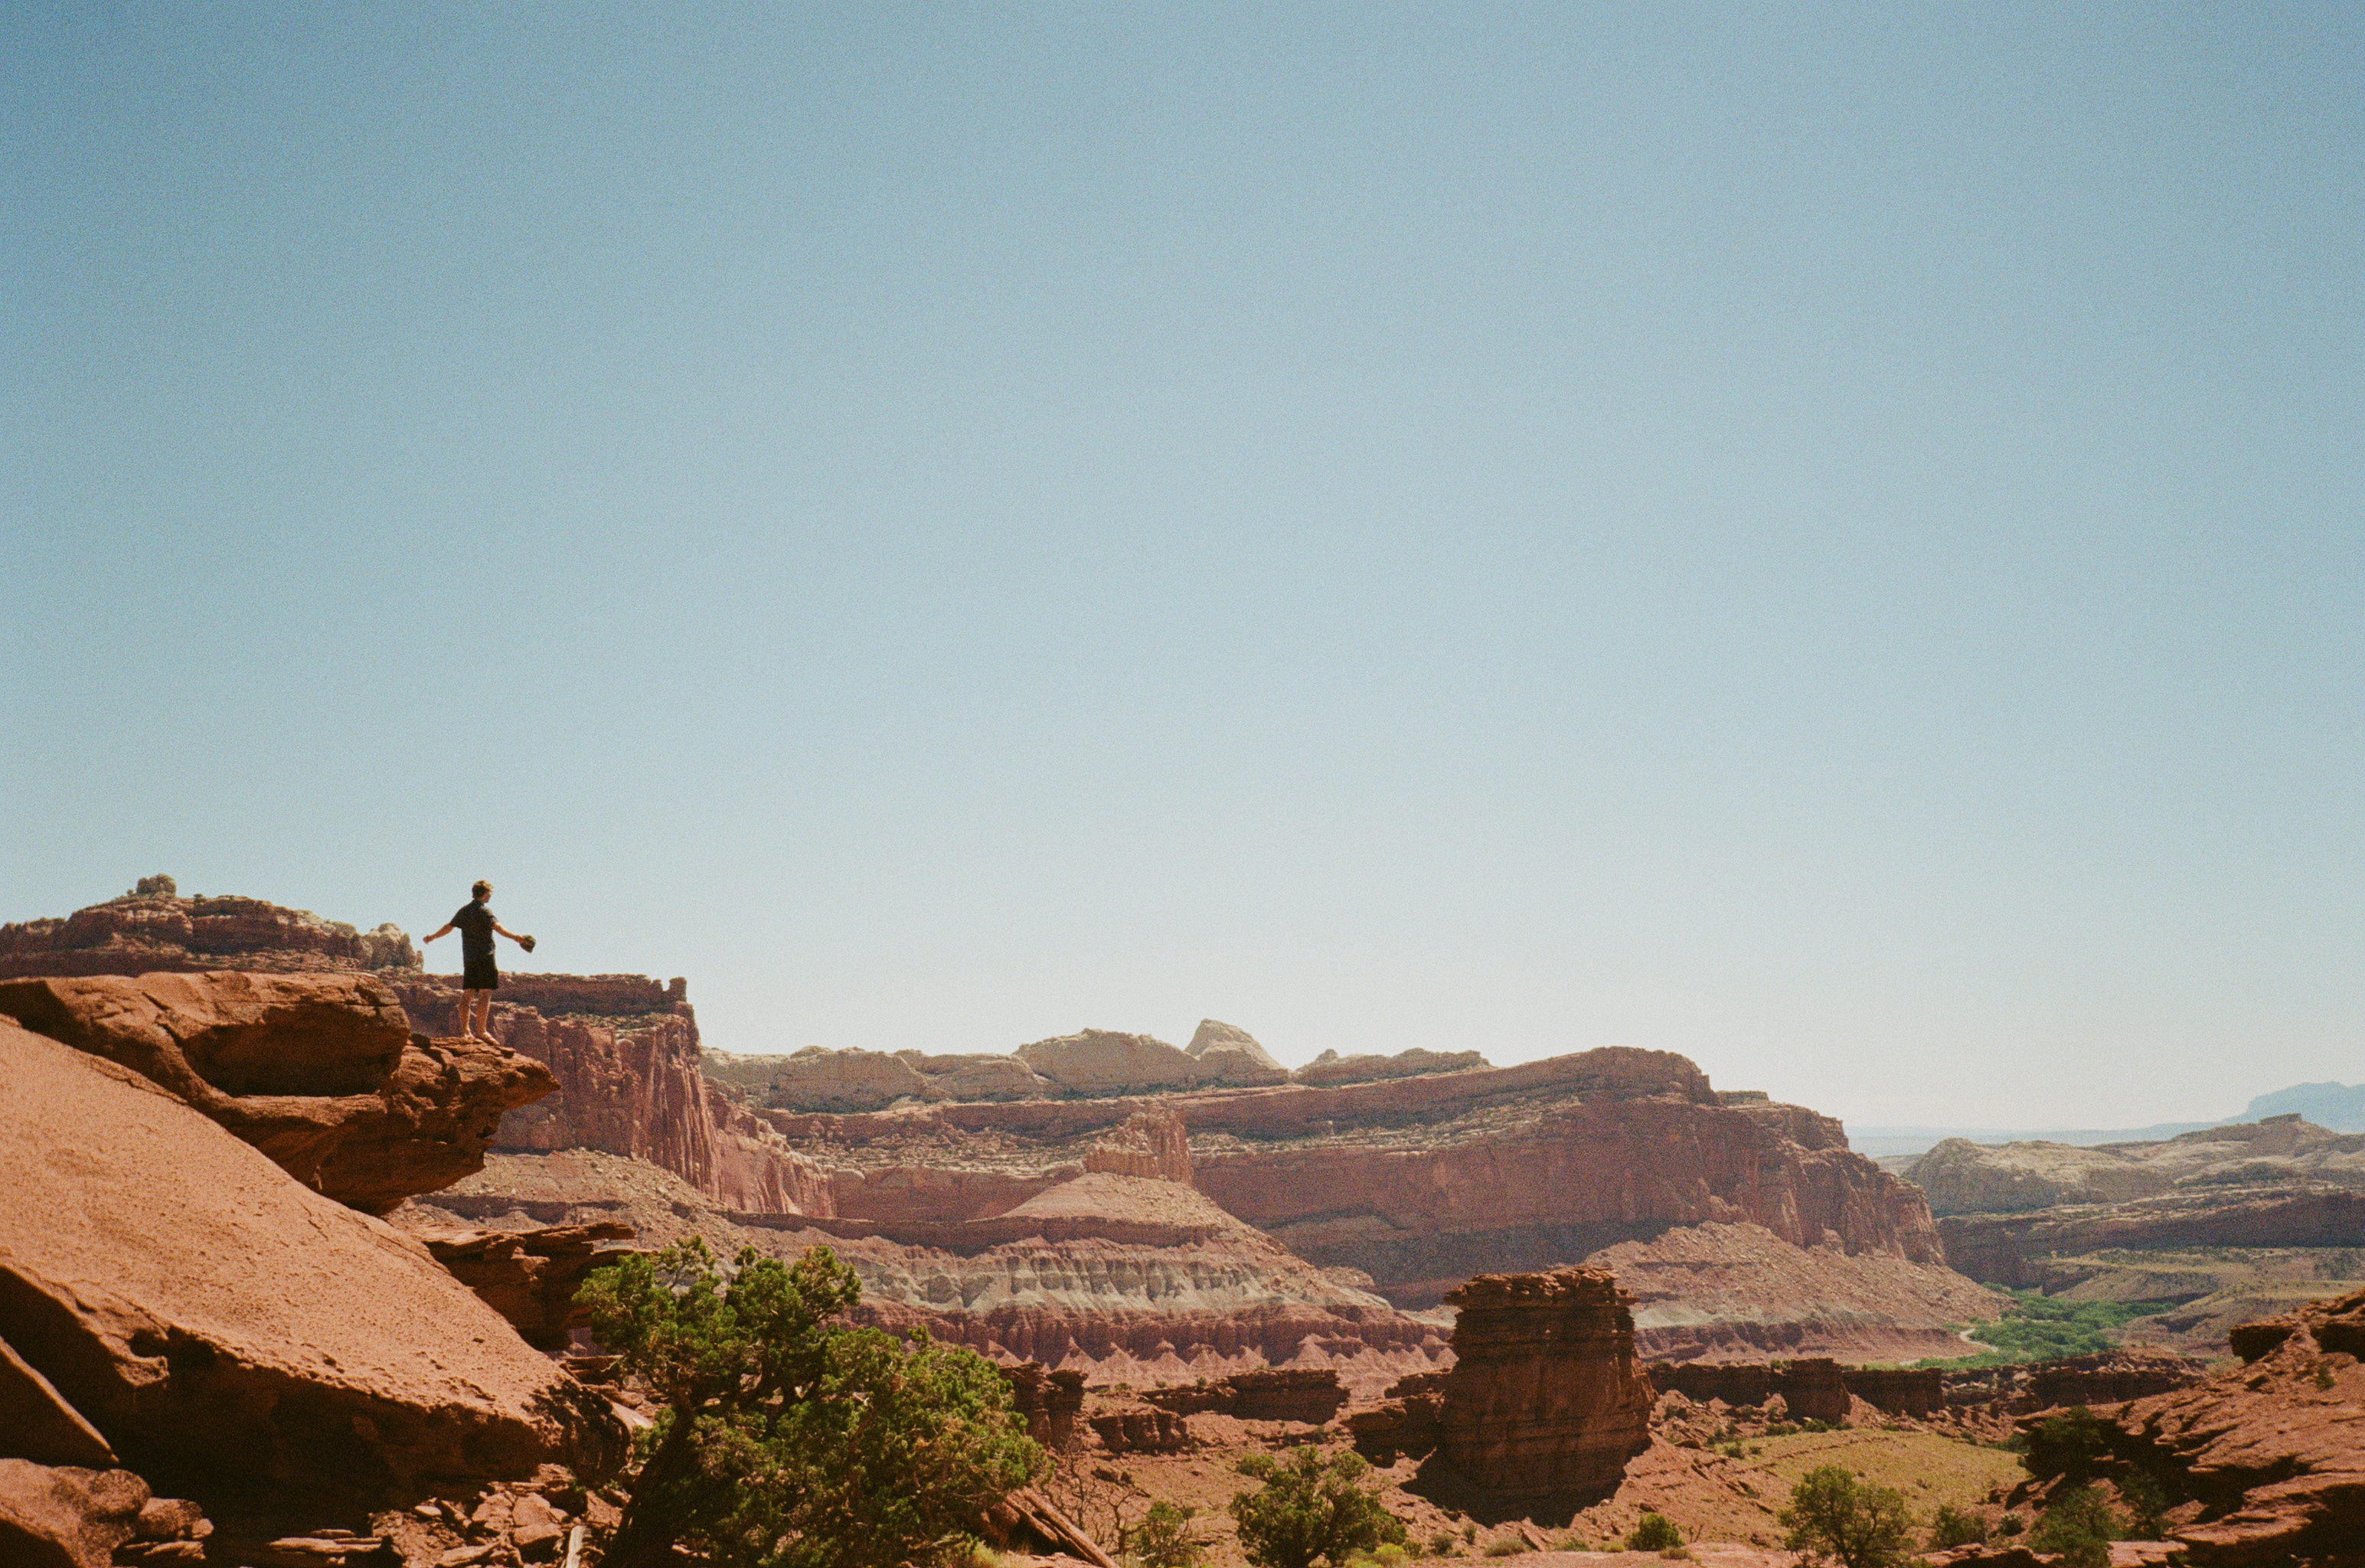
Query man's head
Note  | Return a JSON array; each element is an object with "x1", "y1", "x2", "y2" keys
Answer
[{"x1": 472, "y1": 880, "x2": 492, "y2": 902}]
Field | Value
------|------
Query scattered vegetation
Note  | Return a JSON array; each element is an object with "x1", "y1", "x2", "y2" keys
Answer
[
  {"x1": 2023, "y1": 1404, "x2": 2111, "y2": 1481},
  {"x1": 1918, "y1": 1289, "x2": 2180, "y2": 1367},
  {"x1": 1229, "y1": 1446, "x2": 1406, "y2": 1568},
  {"x1": 2027, "y1": 1482, "x2": 2125, "y2": 1568},
  {"x1": 1624, "y1": 1513, "x2": 1682, "y2": 1550},
  {"x1": 1926, "y1": 1502, "x2": 1989, "y2": 1548},
  {"x1": 1480, "y1": 1538, "x2": 1524, "y2": 1557},
  {"x1": 1130, "y1": 1501, "x2": 1202, "y2": 1568},
  {"x1": 1776, "y1": 1465, "x2": 1913, "y2": 1568},
  {"x1": 580, "y1": 1237, "x2": 1045, "y2": 1568}
]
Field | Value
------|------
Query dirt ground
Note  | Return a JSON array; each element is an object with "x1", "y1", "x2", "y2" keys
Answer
[{"x1": 1050, "y1": 1393, "x2": 2028, "y2": 1563}]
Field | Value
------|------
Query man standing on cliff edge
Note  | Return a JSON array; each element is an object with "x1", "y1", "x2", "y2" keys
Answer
[{"x1": 420, "y1": 880, "x2": 534, "y2": 1042}]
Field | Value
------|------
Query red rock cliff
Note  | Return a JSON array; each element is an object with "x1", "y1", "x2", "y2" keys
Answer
[{"x1": 388, "y1": 974, "x2": 833, "y2": 1216}]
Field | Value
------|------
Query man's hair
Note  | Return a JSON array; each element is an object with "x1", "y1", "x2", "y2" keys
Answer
[{"x1": 471, "y1": 880, "x2": 492, "y2": 900}]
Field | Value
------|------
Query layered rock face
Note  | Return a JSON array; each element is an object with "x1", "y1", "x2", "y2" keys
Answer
[
  {"x1": 0, "y1": 973, "x2": 554, "y2": 1214},
  {"x1": 387, "y1": 973, "x2": 835, "y2": 1216},
  {"x1": 1939, "y1": 1185, "x2": 2365, "y2": 1288},
  {"x1": 1082, "y1": 1109, "x2": 1194, "y2": 1184},
  {"x1": 762, "y1": 1047, "x2": 1973, "y2": 1364},
  {"x1": 1432, "y1": 1269, "x2": 1654, "y2": 1508},
  {"x1": 0, "y1": 1017, "x2": 622, "y2": 1506},
  {"x1": 2067, "y1": 1286, "x2": 2365, "y2": 1565},
  {"x1": 410, "y1": 1222, "x2": 641, "y2": 1350},
  {"x1": 1185, "y1": 1020, "x2": 1290, "y2": 1086},
  {"x1": 1909, "y1": 1116, "x2": 2365, "y2": 1217}
]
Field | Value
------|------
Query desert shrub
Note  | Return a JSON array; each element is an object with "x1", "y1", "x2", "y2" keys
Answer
[
  {"x1": 1764, "y1": 1423, "x2": 1799, "y2": 1437},
  {"x1": 1132, "y1": 1501, "x2": 1201, "y2": 1568},
  {"x1": 2027, "y1": 1483, "x2": 2124, "y2": 1568},
  {"x1": 1625, "y1": 1514, "x2": 1682, "y2": 1550},
  {"x1": 580, "y1": 1237, "x2": 1044, "y2": 1568},
  {"x1": 1480, "y1": 1540, "x2": 1523, "y2": 1557},
  {"x1": 1996, "y1": 1511, "x2": 2025, "y2": 1537},
  {"x1": 2024, "y1": 1405, "x2": 2111, "y2": 1481},
  {"x1": 1926, "y1": 1504, "x2": 1989, "y2": 1548},
  {"x1": 1776, "y1": 1465, "x2": 1912, "y2": 1568},
  {"x1": 1426, "y1": 1531, "x2": 1458, "y2": 1556},
  {"x1": 1230, "y1": 1446, "x2": 1406, "y2": 1568},
  {"x1": 2117, "y1": 1470, "x2": 2167, "y2": 1538}
]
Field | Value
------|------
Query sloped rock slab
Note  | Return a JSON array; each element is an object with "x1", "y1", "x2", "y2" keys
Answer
[
  {"x1": 0, "y1": 972, "x2": 556, "y2": 1214},
  {"x1": 0, "y1": 1018, "x2": 622, "y2": 1507}
]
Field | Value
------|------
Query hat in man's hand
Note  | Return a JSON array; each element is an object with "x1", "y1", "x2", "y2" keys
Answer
[{"x1": 519, "y1": 934, "x2": 537, "y2": 954}]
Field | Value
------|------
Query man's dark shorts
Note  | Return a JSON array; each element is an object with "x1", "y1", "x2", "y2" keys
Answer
[{"x1": 464, "y1": 956, "x2": 500, "y2": 991}]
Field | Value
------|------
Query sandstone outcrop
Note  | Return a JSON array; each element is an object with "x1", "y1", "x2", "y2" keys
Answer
[
  {"x1": 0, "y1": 1017, "x2": 623, "y2": 1504},
  {"x1": 0, "y1": 890, "x2": 417, "y2": 979},
  {"x1": 1138, "y1": 1367, "x2": 1347, "y2": 1424},
  {"x1": 896, "y1": 1050, "x2": 1054, "y2": 1100},
  {"x1": 1646, "y1": 1358, "x2": 1857, "y2": 1422},
  {"x1": 1911, "y1": 1116, "x2": 2365, "y2": 1220},
  {"x1": 766, "y1": 1046, "x2": 934, "y2": 1111},
  {"x1": 1294, "y1": 1046, "x2": 1488, "y2": 1086},
  {"x1": 1908, "y1": 1136, "x2": 2177, "y2": 1214},
  {"x1": 0, "y1": 1460, "x2": 150, "y2": 1568},
  {"x1": 2057, "y1": 1286, "x2": 2365, "y2": 1564},
  {"x1": 1186, "y1": 1021, "x2": 1289, "y2": 1086},
  {"x1": 408, "y1": 1221, "x2": 641, "y2": 1351},
  {"x1": 1082, "y1": 1109, "x2": 1194, "y2": 1184},
  {"x1": 999, "y1": 1362, "x2": 1086, "y2": 1450},
  {"x1": 0, "y1": 972, "x2": 555, "y2": 1214},
  {"x1": 1432, "y1": 1269, "x2": 1654, "y2": 1508},
  {"x1": 1015, "y1": 1031, "x2": 1202, "y2": 1096}
]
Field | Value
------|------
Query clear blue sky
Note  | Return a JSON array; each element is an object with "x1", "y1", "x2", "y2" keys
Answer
[{"x1": 7, "y1": 5, "x2": 2359, "y2": 1127}]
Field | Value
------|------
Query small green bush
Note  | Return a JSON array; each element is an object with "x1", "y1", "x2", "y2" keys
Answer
[
  {"x1": 2118, "y1": 1471, "x2": 2167, "y2": 1539},
  {"x1": 2028, "y1": 1483, "x2": 2124, "y2": 1568},
  {"x1": 1625, "y1": 1514, "x2": 1682, "y2": 1551},
  {"x1": 1480, "y1": 1539, "x2": 1524, "y2": 1558},
  {"x1": 1927, "y1": 1504, "x2": 1989, "y2": 1548},
  {"x1": 1997, "y1": 1511, "x2": 2025, "y2": 1537},
  {"x1": 1426, "y1": 1531, "x2": 1458, "y2": 1557},
  {"x1": 1132, "y1": 1500, "x2": 1200, "y2": 1568}
]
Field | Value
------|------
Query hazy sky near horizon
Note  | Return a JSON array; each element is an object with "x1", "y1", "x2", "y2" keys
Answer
[{"x1": 8, "y1": 5, "x2": 2360, "y2": 1129}]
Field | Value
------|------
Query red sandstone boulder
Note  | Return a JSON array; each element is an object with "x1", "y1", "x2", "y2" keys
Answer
[
  {"x1": 1083, "y1": 1109, "x2": 1194, "y2": 1184},
  {"x1": 0, "y1": 1018, "x2": 624, "y2": 1504},
  {"x1": 407, "y1": 1222, "x2": 642, "y2": 1350},
  {"x1": 1434, "y1": 1268, "x2": 1654, "y2": 1507},
  {"x1": 0, "y1": 1460, "x2": 149, "y2": 1568},
  {"x1": 0, "y1": 972, "x2": 554, "y2": 1213}
]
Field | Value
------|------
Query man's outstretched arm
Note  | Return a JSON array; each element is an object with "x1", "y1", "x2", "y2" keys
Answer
[{"x1": 421, "y1": 923, "x2": 455, "y2": 943}]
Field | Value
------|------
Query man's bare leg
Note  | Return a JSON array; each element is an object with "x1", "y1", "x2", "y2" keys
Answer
[
  {"x1": 470, "y1": 991, "x2": 495, "y2": 1042},
  {"x1": 456, "y1": 992, "x2": 477, "y2": 1039}
]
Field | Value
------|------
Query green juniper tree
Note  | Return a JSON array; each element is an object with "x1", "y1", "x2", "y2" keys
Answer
[
  {"x1": 580, "y1": 1236, "x2": 1044, "y2": 1568},
  {"x1": 1229, "y1": 1446, "x2": 1406, "y2": 1568},
  {"x1": 1778, "y1": 1465, "x2": 1913, "y2": 1568}
]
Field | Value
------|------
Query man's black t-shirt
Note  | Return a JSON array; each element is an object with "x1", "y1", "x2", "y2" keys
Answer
[{"x1": 453, "y1": 902, "x2": 495, "y2": 960}]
